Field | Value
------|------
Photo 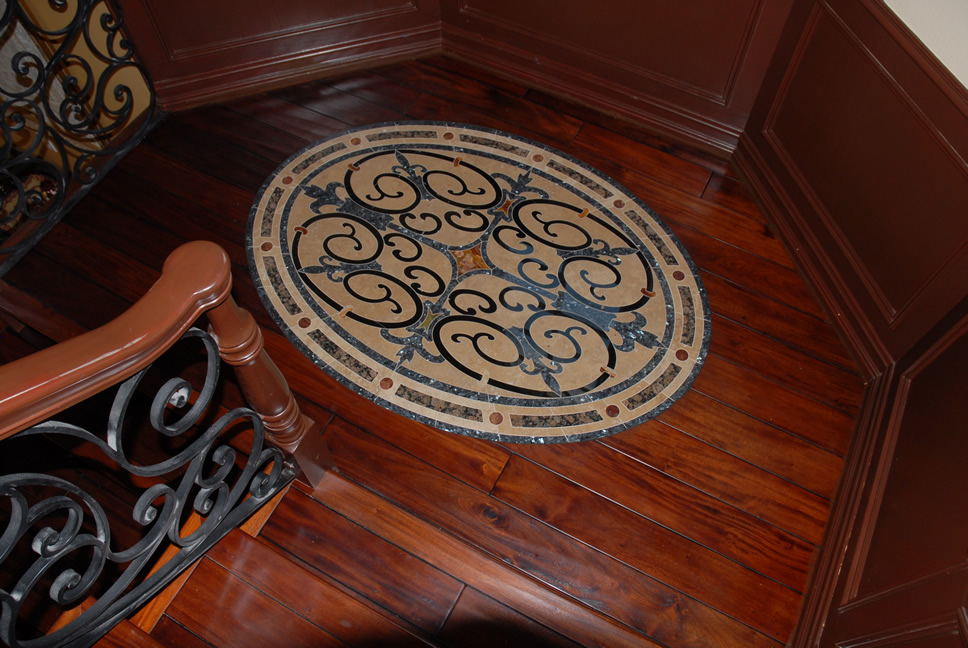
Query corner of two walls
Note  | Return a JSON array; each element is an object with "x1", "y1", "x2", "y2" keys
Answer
[
  {"x1": 732, "y1": 1, "x2": 968, "y2": 646},
  {"x1": 118, "y1": 0, "x2": 793, "y2": 160}
]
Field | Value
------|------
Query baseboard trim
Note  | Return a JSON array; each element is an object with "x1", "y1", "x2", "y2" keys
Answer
[
  {"x1": 155, "y1": 26, "x2": 443, "y2": 112},
  {"x1": 732, "y1": 132, "x2": 903, "y2": 648},
  {"x1": 732, "y1": 135, "x2": 891, "y2": 380},
  {"x1": 441, "y1": 24, "x2": 741, "y2": 157}
]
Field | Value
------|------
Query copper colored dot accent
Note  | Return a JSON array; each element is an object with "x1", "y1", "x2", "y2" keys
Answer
[
  {"x1": 489, "y1": 412, "x2": 504, "y2": 425},
  {"x1": 380, "y1": 377, "x2": 394, "y2": 390},
  {"x1": 295, "y1": 226, "x2": 308, "y2": 235},
  {"x1": 260, "y1": 242, "x2": 273, "y2": 251},
  {"x1": 533, "y1": 154, "x2": 544, "y2": 162},
  {"x1": 673, "y1": 271, "x2": 686, "y2": 281},
  {"x1": 351, "y1": 137, "x2": 361, "y2": 145},
  {"x1": 676, "y1": 349, "x2": 689, "y2": 361},
  {"x1": 282, "y1": 176, "x2": 293, "y2": 185},
  {"x1": 613, "y1": 199, "x2": 625, "y2": 208},
  {"x1": 443, "y1": 132, "x2": 455, "y2": 140},
  {"x1": 641, "y1": 288, "x2": 656, "y2": 297},
  {"x1": 606, "y1": 405, "x2": 621, "y2": 418},
  {"x1": 297, "y1": 317, "x2": 311, "y2": 329}
]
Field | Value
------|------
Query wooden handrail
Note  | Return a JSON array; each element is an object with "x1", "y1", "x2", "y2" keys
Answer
[
  {"x1": 0, "y1": 241, "x2": 326, "y2": 480},
  {"x1": 0, "y1": 241, "x2": 230, "y2": 439}
]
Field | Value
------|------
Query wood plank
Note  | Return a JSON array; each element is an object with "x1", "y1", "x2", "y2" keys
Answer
[
  {"x1": 567, "y1": 154, "x2": 796, "y2": 271},
  {"x1": 168, "y1": 559, "x2": 345, "y2": 647},
  {"x1": 35, "y1": 222, "x2": 159, "y2": 305},
  {"x1": 404, "y1": 92, "x2": 554, "y2": 143},
  {"x1": 658, "y1": 390, "x2": 844, "y2": 500},
  {"x1": 379, "y1": 60, "x2": 583, "y2": 144},
  {"x1": 259, "y1": 325, "x2": 509, "y2": 493},
  {"x1": 693, "y1": 355, "x2": 856, "y2": 456},
  {"x1": 206, "y1": 528, "x2": 432, "y2": 646},
  {"x1": 221, "y1": 93, "x2": 351, "y2": 142},
  {"x1": 94, "y1": 620, "x2": 167, "y2": 648},
  {"x1": 323, "y1": 70, "x2": 424, "y2": 114},
  {"x1": 521, "y1": 87, "x2": 733, "y2": 175},
  {"x1": 703, "y1": 273, "x2": 857, "y2": 370},
  {"x1": 506, "y1": 440, "x2": 814, "y2": 592},
  {"x1": 601, "y1": 420, "x2": 830, "y2": 543},
  {"x1": 93, "y1": 167, "x2": 249, "y2": 270},
  {"x1": 324, "y1": 418, "x2": 780, "y2": 648},
  {"x1": 353, "y1": 421, "x2": 510, "y2": 493},
  {"x1": 113, "y1": 144, "x2": 256, "y2": 230},
  {"x1": 143, "y1": 120, "x2": 279, "y2": 192},
  {"x1": 2, "y1": 250, "x2": 129, "y2": 330},
  {"x1": 0, "y1": 57, "x2": 867, "y2": 648},
  {"x1": 69, "y1": 195, "x2": 186, "y2": 272},
  {"x1": 421, "y1": 55, "x2": 531, "y2": 97},
  {"x1": 261, "y1": 488, "x2": 464, "y2": 633},
  {"x1": 440, "y1": 587, "x2": 584, "y2": 648},
  {"x1": 701, "y1": 173, "x2": 767, "y2": 223},
  {"x1": 571, "y1": 123, "x2": 712, "y2": 196},
  {"x1": 0, "y1": 279, "x2": 87, "y2": 343},
  {"x1": 0, "y1": 320, "x2": 42, "y2": 363},
  {"x1": 673, "y1": 224, "x2": 827, "y2": 319},
  {"x1": 312, "y1": 470, "x2": 667, "y2": 648},
  {"x1": 271, "y1": 81, "x2": 406, "y2": 126},
  {"x1": 148, "y1": 617, "x2": 213, "y2": 648},
  {"x1": 494, "y1": 455, "x2": 800, "y2": 641},
  {"x1": 709, "y1": 314, "x2": 864, "y2": 415},
  {"x1": 174, "y1": 105, "x2": 315, "y2": 164}
]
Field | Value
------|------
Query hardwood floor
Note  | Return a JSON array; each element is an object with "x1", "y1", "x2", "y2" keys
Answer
[{"x1": 1, "y1": 56, "x2": 864, "y2": 647}]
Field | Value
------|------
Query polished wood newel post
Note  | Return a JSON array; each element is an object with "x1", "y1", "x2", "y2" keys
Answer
[{"x1": 205, "y1": 281, "x2": 334, "y2": 485}]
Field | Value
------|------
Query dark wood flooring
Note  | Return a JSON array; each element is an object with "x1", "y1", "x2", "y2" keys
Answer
[{"x1": 0, "y1": 56, "x2": 864, "y2": 647}]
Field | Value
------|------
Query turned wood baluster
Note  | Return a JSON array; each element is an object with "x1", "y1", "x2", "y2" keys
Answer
[{"x1": 205, "y1": 287, "x2": 333, "y2": 486}]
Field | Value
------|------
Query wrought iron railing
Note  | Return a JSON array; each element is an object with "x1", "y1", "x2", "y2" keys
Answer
[
  {"x1": 0, "y1": 242, "x2": 329, "y2": 647},
  {"x1": 0, "y1": 0, "x2": 157, "y2": 275}
]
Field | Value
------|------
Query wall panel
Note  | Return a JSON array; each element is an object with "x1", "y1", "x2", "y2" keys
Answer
[
  {"x1": 118, "y1": 0, "x2": 442, "y2": 110},
  {"x1": 738, "y1": 0, "x2": 968, "y2": 364},
  {"x1": 735, "y1": 0, "x2": 968, "y2": 646},
  {"x1": 440, "y1": 0, "x2": 794, "y2": 155}
]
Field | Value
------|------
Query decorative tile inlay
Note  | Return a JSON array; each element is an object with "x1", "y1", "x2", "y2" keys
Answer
[{"x1": 247, "y1": 122, "x2": 710, "y2": 442}]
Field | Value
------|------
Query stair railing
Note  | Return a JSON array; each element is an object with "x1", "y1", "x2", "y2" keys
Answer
[{"x1": 0, "y1": 240, "x2": 329, "y2": 647}]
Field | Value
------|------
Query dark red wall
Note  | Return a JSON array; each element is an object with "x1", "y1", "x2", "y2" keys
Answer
[
  {"x1": 118, "y1": 0, "x2": 443, "y2": 110},
  {"x1": 440, "y1": 0, "x2": 794, "y2": 155},
  {"x1": 118, "y1": 0, "x2": 793, "y2": 155}
]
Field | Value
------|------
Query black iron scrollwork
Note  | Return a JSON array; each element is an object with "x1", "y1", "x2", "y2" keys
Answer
[
  {"x1": 290, "y1": 143, "x2": 662, "y2": 399},
  {"x1": 0, "y1": 328, "x2": 296, "y2": 647},
  {"x1": 0, "y1": 0, "x2": 158, "y2": 275}
]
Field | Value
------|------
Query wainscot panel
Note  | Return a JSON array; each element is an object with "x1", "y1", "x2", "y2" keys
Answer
[
  {"x1": 440, "y1": 0, "x2": 794, "y2": 155},
  {"x1": 118, "y1": 0, "x2": 443, "y2": 110}
]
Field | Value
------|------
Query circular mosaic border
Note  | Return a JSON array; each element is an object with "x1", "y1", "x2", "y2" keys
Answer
[{"x1": 247, "y1": 122, "x2": 710, "y2": 443}]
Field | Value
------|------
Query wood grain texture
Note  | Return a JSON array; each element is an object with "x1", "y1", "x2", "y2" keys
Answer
[
  {"x1": 167, "y1": 559, "x2": 346, "y2": 647},
  {"x1": 2, "y1": 57, "x2": 863, "y2": 647},
  {"x1": 308, "y1": 472, "x2": 660, "y2": 648},
  {"x1": 207, "y1": 529, "x2": 431, "y2": 645},
  {"x1": 261, "y1": 487, "x2": 464, "y2": 633}
]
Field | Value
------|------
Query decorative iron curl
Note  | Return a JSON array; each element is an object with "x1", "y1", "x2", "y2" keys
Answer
[
  {"x1": 0, "y1": 0, "x2": 158, "y2": 274},
  {"x1": 0, "y1": 327, "x2": 297, "y2": 648}
]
